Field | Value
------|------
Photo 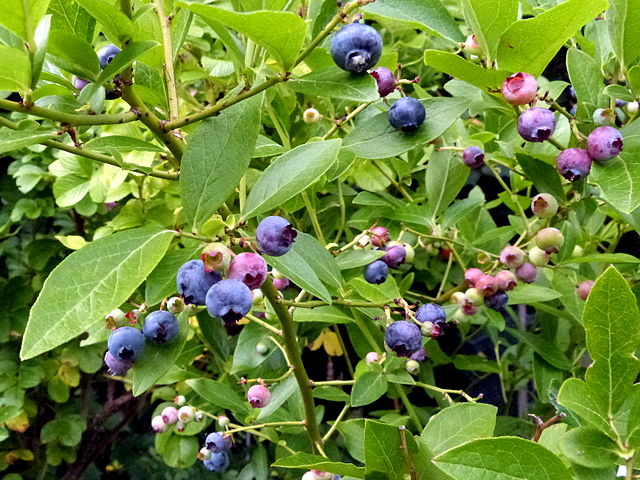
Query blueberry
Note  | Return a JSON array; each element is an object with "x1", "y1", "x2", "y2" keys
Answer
[
  {"x1": 592, "y1": 108, "x2": 615, "y2": 126},
  {"x1": 205, "y1": 279, "x2": 253, "y2": 323},
  {"x1": 107, "y1": 326, "x2": 144, "y2": 362},
  {"x1": 415, "y1": 303, "x2": 445, "y2": 324},
  {"x1": 516, "y1": 263, "x2": 537, "y2": 283},
  {"x1": 364, "y1": 260, "x2": 388, "y2": 284},
  {"x1": 272, "y1": 277, "x2": 290, "y2": 291},
  {"x1": 205, "y1": 432, "x2": 232, "y2": 452},
  {"x1": 531, "y1": 193, "x2": 558, "y2": 218},
  {"x1": 381, "y1": 245, "x2": 406, "y2": 268},
  {"x1": 462, "y1": 146, "x2": 485, "y2": 169},
  {"x1": 475, "y1": 274, "x2": 497, "y2": 296},
  {"x1": 256, "y1": 216, "x2": 297, "y2": 257},
  {"x1": 370, "y1": 67, "x2": 396, "y2": 97},
  {"x1": 388, "y1": 97, "x2": 426, "y2": 131},
  {"x1": 247, "y1": 384, "x2": 271, "y2": 408},
  {"x1": 495, "y1": 270, "x2": 517, "y2": 291},
  {"x1": 370, "y1": 226, "x2": 390, "y2": 246},
  {"x1": 517, "y1": 107, "x2": 556, "y2": 142},
  {"x1": 384, "y1": 321, "x2": 422, "y2": 357},
  {"x1": 409, "y1": 348, "x2": 426, "y2": 362},
  {"x1": 330, "y1": 22, "x2": 382, "y2": 73},
  {"x1": 499, "y1": 245, "x2": 525, "y2": 269},
  {"x1": 103, "y1": 351, "x2": 133, "y2": 376},
  {"x1": 484, "y1": 291, "x2": 509, "y2": 311},
  {"x1": 143, "y1": 310, "x2": 179, "y2": 344},
  {"x1": 177, "y1": 259, "x2": 221, "y2": 305},
  {"x1": 502, "y1": 72, "x2": 537, "y2": 105},
  {"x1": 556, "y1": 148, "x2": 592, "y2": 181},
  {"x1": 74, "y1": 77, "x2": 90, "y2": 92},
  {"x1": 587, "y1": 126, "x2": 623, "y2": 162},
  {"x1": 97, "y1": 43, "x2": 121, "y2": 69},
  {"x1": 228, "y1": 252, "x2": 268, "y2": 290},
  {"x1": 203, "y1": 451, "x2": 230, "y2": 472}
]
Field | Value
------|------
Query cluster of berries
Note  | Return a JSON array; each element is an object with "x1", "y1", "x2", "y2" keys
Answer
[
  {"x1": 199, "y1": 430, "x2": 232, "y2": 472},
  {"x1": 329, "y1": 22, "x2": 426, "y2": 132},
  {"x1": 361, "y1": 226, "x2": 414, "y2": 285},
  {"x1": 151, "y1": 395, "x2": 204, "y2": 434}
]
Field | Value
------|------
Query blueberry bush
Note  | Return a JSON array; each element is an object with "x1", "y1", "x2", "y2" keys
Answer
[{"x1": 2, "y1": 0, "x2": 640, "y2": 479}]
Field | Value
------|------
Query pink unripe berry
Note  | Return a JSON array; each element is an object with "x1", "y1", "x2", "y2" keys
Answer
[
  {"x1": 272, "y1": 277, "x2": 290, "y2": 291},
  {"x1": 460, "y1": 300, "x2": 478, "y2": 316},
  {"x1": 535, "y1": 227, "x2": 564, "y2": 254},
  {"x1": 365, "y1": 351, "x2": 380, "y2": 364},
  {"x1": 463, "y1": 34, "x2": 482, "y2": 55},
  {"x1": 311, "y1": 471, "x2": 333, "y2": 480},
  {"x1": 476, "y1": 274, "x2": 497, "y2": 296},
  {"x1": 178, "y1": 406, "x2": 195, "y2": 423},
  {"x1": 161, "y1": 406, "x2": 179, "y2": 425},
  {"x1": 247, "y1": 384, "x2": 271, "y2": 408},
  {"x1": 464, "y1": 268, "x2": 484, "y2": 287},
  {"x1": 531, "y1": 193, "x2": 559, "y2": 219},
  {"x1": 499, "y1": 246, "x2": 525, "y2": 268},
  {"x1": 516, "y1": 263, "x2": 538, "y2": 283},
  {"x1": 151, "y1": 415, "x2": 167, "y2": 433},
  {"x1": 578, "y1": 280, "x2": 595, "y2": 300},
  {"x1": 495, "y1": 270, "x2": 517, "y2": 291},
  {"x1": 587, "y1": 126, "x2": 623, "y2": 162},
  {"x1": 502, "y1": 72, "x2": 538, "y2": 105},
  {"x1": 370, "y1": 226, "x2": 390, "y2": 246}
]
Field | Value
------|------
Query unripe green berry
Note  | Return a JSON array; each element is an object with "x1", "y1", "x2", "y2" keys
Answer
[
  {"x1": 256, "y1": 342, "x2": 268, "y2": 355},
  {"x1": 406, "y1": 359, "x2": 420, "y2": 374},
  {"x1": 531, "y1": 193, "x2": 559, "y2": 218},
  {"x1": 627, "y1": 101, "x2": 639, "y2": 114},
  {"x1": 528, "y1": 246, "x2": 550, "y2": 267},
  {"x1": 217, "y1": 415, "x2": 230, "y2": 428},
  {"x1": 271, "y1": 268, "x2": 286, "y2": 280},
  {"x1": 535, "y1": 227, "x2": 564, "y2": 253},
  {"x1": 252, "y1": 289, "x2": 264, "y2": 305},
  {"x1": 174, "y1": 394, "x2": 186, "y2": 406},
  {"x1": 451, "y1": 292, "x2": 466, "y2": 304},
  {"x1": 167, "y1": 296, "x2": 184, "y2": 314},
  {"x1": 198, "y1": 447, "x2": 212, "y2": 461},
  {"x1": 420, "y1": 321, "x2": 434, "y2": 336},
  {"x1": 572, "y1": 245, "x2": 584, "y2": 257},
  {"x1": 464, "y1": 288, "x2": 482, "y2": 305},
  {"x1": 201, "y1": 243, "x2": 233, "y2": 272},
  {"x1": 303, "y1": 108, "x2": 321, "y2": 123},
  {"x1": 452, "y1": 308, "x2": 467, "y2": 322},
  {"x1": 105, "y1": 309, "x2": 126, "y2": 328}
]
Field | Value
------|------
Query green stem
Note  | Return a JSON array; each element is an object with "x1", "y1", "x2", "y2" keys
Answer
[
  {"x1": 245, "y1": 313, "x2": 283, "y2": 336},
  {"x1": 302, "y1": 192, "x2": 326, "y2": 244},
  {"x1": 279, "y1": 298, "x2": 396, "y2": 308},
  {"x1": 394, "y1": 385, "x2": 422, "y2": 431},
  {"x1": 243, "y1": 367, "x2": 294, "y2": 384},
  {"x1": 414, "y1": 382, "x2": 478, "y2": 403},
  {"x1": 546, "y1": 136, "x2": 565, "y2": 151},
  {"x1": 154, "y1": 0, "x2": 180, "y2": 120},
  {"x1": 224, "y1": 420, "x2": 305, "y2": 436},
  {"x1": 486, "y1": 160, "x2": 529, "y2": 228},
  {"x1": 322, "y1": 403, "x2": 350, "y2": 442},
  {"x1": 261, "y1": 278, "x2": 323, "y2": 454},
  {"x1": 310, "y1": 379, "x2": 354, "y2": 386},
  {"x1": 322, "y1": 100, "x2": 374, "y2": 140}
]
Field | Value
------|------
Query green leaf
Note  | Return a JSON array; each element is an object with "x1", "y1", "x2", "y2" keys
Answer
[
  {"x1": 0, "y1": 45, "x2": 31, "y2": 93},
  {"x1": 0, "y1": 128, "x2": 57, "y2": 155},
  {"x1": 313, "y1": 385, "x2": 351, "y2": 402},
  {"x1": 94, "y1": 40, "x2": 159, "y2": 84},
  {"x1": 507, "y1": 284, "x2": 562, "y2": 304},
  {"x1": 52, "y1": 175, "x2": 89, "y2": 207},
  {"x1": 459, "y1": 0, "x2": 518, "y2": 62},
  {"x1": 363, "y1": 0, "x2": 463, "y2": 43},
  {"x1": 424, "y1": 50, "x2": 509, "y2": 90},
  {"x1": 0, "y1": 0, "x2": 51, "y2": 41},
  {"x1": 293, "y1": 233, "x2": 343, "y2": 290},
  {"x1": 158, "y1": 434, "x2": 198, "y2": 468},
  {"x1": 434, "y1": 437, "x2": 571, "y2": 479},
  {"x1": 145, "y1": 246, "x2": 200, "y2": 306},
  {"x1": 506, "y1": 328, "x2": 572, "y2": 370},
  {"x1": 604, "y1": 84, "x2": 635, "y2": 102},
  {"x1": 364, "y1": 420, "x2": 406, "y2": 479},
  {"x1": 272, "y1": 452, "x2": 365, "y2": 478},
  {"x1": 567, "y1": 48, "x2": 607, "y2": 112},
  {"x1": 516, "y1": 154, "x2": 565, "y2": 200},
  {"x1": 591, "y1": 119, "x2": 640, "y2": 213},
  {"x1": 421, "y1": 403, "x2": 497, "y2": 456},
  {"x1": 287, "y1": 66, "x2": 379, "y2": 102},
  {"x1": 186, "y1": 378, "x2": 251, "y2": 418},
  {"x1": 335, "y1": 249, "x2": 386, "y2": 270},
  {"x1": 243, "y1": 139, "x2": 342, "y2": 219},
  {"x1": 75, "y1": 0, "x2": 134, "y2": 44},
  {"x1": 496, "y1": 0, "x2": 608, "y2": 76},
  {"x1": 425, "y1": 149, "x2": 469, "y2": 218},
  {"x1": 253, "y1": 134, "x2": 285, "y2": 158},
  {"x1": 20, "y1": 227, "x2": 174, "y2": 360},
  {"x1": 48, "y1": 0, "x2": 96, "y2": 41},
  {"x1": 608, "y1": 0, "x2": 640, "y2": 67},
  {"x1": 559, "y1": 427, "x2": 619, "y2": 468},
  {"x1": 351, "y1": 371, "x2": 388, "y2": 407},
  {"x1": 131, "y1": 311, "x2": 190, "y2": 396},
  {"x1": 47, "y1": 31, "x2": 100, "y2": 80},
  {"x1": 231, "y1": 322, "x2": 283, "y2": 374},
  {"x1": 85, "y1": 136, "x2": 165, "y2": 153},
  {"x1": 293, "y1": 306, "x2": 353, "y2": 324},
  {"x1": 257, "y1": 374, "x2": 299, "y2": 420},
  {"x1": 560, "y1": 253, "x2": 640, "y2": 264},
  {"x1": 32, "y1": 14, "x2": 50, "y2": 87},
  {"x1": 265, "y1": 248, "x2": 332, "y2": 304},
  {"x1": 179, "y1": 3, "x2": 306, "y2": 69},
  {"x1": 182, "y1": 93, "x2": 262, "y2": 229},
  {"x1": 342, "y1": 98, "x2": 468, "y2": 160}
]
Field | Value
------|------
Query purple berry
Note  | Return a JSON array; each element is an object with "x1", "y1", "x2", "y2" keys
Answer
[
  {"x1": 495, "y1": 270, "x2": 517, "y2": 291},
  {"x1": 107, "y1": 326, "x2": 144, "y2": 362},
  {"x1": 587, "y1": 126, "x2": 623, "y2": 161},
  {"x1": 143, "y1": 310, "x2": 179, "y2": 344},
  {"x1": 370, "y1": 226, "x2": 390, "y2": 246},
  {"x1": 389, "y1": 97, "x2": 426, "y2": 131},
  {"x1": 384, "y1": 321, "x2": 422, "y2": 357},
  {"x1": 330, "y1": 23, "x2": 382, "y2": 73},
  {"x1": 228, "y1": 252, "x2": 267, "y2": 290},
  {"x1": 177, "y1": 259, "x2": 222, "y2": 305},
  {"x1": 74, "y1": 77, "x2": 90, "y2": 91},
  {"x1": 499, "y1": 246, "x2": 525, "y2": 269},
  {"x1": 103, "y1": 351, "x2": 133, "y2": 376},
  {"x1": 205, "y1": 432, "x2": 232, "y2": 452},
  {"x1": 502, "y1": 72, "x2": 538, "y2": 105},
  {"x1": 516, "y1": 263, "x2": 537, "y2": 283},
  {"x1": 381, "y1": 245, "x2": 406, "y2": 268},
  {"x1": 484, "y1": 291, "x2": 509, "y2": 311},
  {"x1": 203, "y1": 451, "x2": 230, "y2": 472},
  {"x1": 370, "y1": 67, "x2": 396, "y2": 96},
  {"x1": 476, "y1": 274, "x2": 497, "y2": 296},
  {"x1": 256, "y1": 216, "x2": 297, "y2": 257},
  {"x1": 161, "y1": 406, "x2": 179, "y2": 424},
  {"x1": 462, "y1": 146, "x2": 485, "y2": 169},
  {"x1": 97, "y1": 43, "x2": 121, "y2": 69},
  {"x1": 247, "y1": 384, "x2": 271, "y2": 408},
  {"x1": 415, "y1": 303, "x2": 445, "y2": 324},
  {"x1": 556, "y1": 148, "x2": 592, "y2": 181},
  {"x1": 517, "y1": 107, "x2": 556, "y2": 142},
  {"x1": 205, "y1": 279, "x2": 253, "y2": 323},
  {"x1": 272, "y1": 277, "x2": 290, "y2": 291},
  {"x1": 409, "y1": 348, "x2": 426, "y2": 362},
  {"x1": 364, "y1": 260, "x2": 388, "y2": 284}
]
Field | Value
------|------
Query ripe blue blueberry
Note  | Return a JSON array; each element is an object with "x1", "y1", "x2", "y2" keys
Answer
[
  {"x1": 370, "y1": 67, "x2": 396, "y2": 97},
  {"x1": 206, "y1": 279, "x2": 253, "y2": 323},
  {"x1": 517, "y1": 107, "x2": 556, "y2": 142},
  {"x1": 108, "y1": 326, "x2": 144, "y2": 362},
  {"x1": 256, "y1": 216, "x2": 297, "y2": 257},
  {"x1": 205, "y1": 432, "x2": 232, "y2": 452},
  {"x1": 177, "y1": 259, "x2": 221, "y2": 305},
  {"x1": 97, "y1": 43, "x2": 121, "y2": 69},
  {"x1": 587, "y1": 126, "x2": 623, "y2": 161},
  {"x1": 228, "y1": 252, "x2": 268, "y2": 289},
  {"x1": 484, "y1": 291, "x2": 509, "y2": 311},
  {"x1": 330, "y1": 22, "x2": 382, "y2": 73},
  {"x1": 364, "y1": 260, "x2": 388, "y2": 284},
  {"x1": 203, "y1": 451, "x2": 230, "y2": 472},
  {"x1": 556, "y1": 148, "x2": 592, "y2": 181},
  {"x1": 143, "y1": 310, "x2": 179, "y2": 344},
  {"x1": 415, "y1": 303, "x2": 446, "y2": 324},
  {"x1": 384, "y1": 321, "x2": 422, "y2": 357},
  {"x1": 104, "y1": 351, "x2": 133, "y2": 376},
  {"x1": 381, "y1": 245, "x2": 406, "y2": 268},
  {"x1": 462, "y1": 146, "x2": 485, "y2": 169},
  {"x1": 388, "y1": 97, "x2": 426, "y2": 132}
]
